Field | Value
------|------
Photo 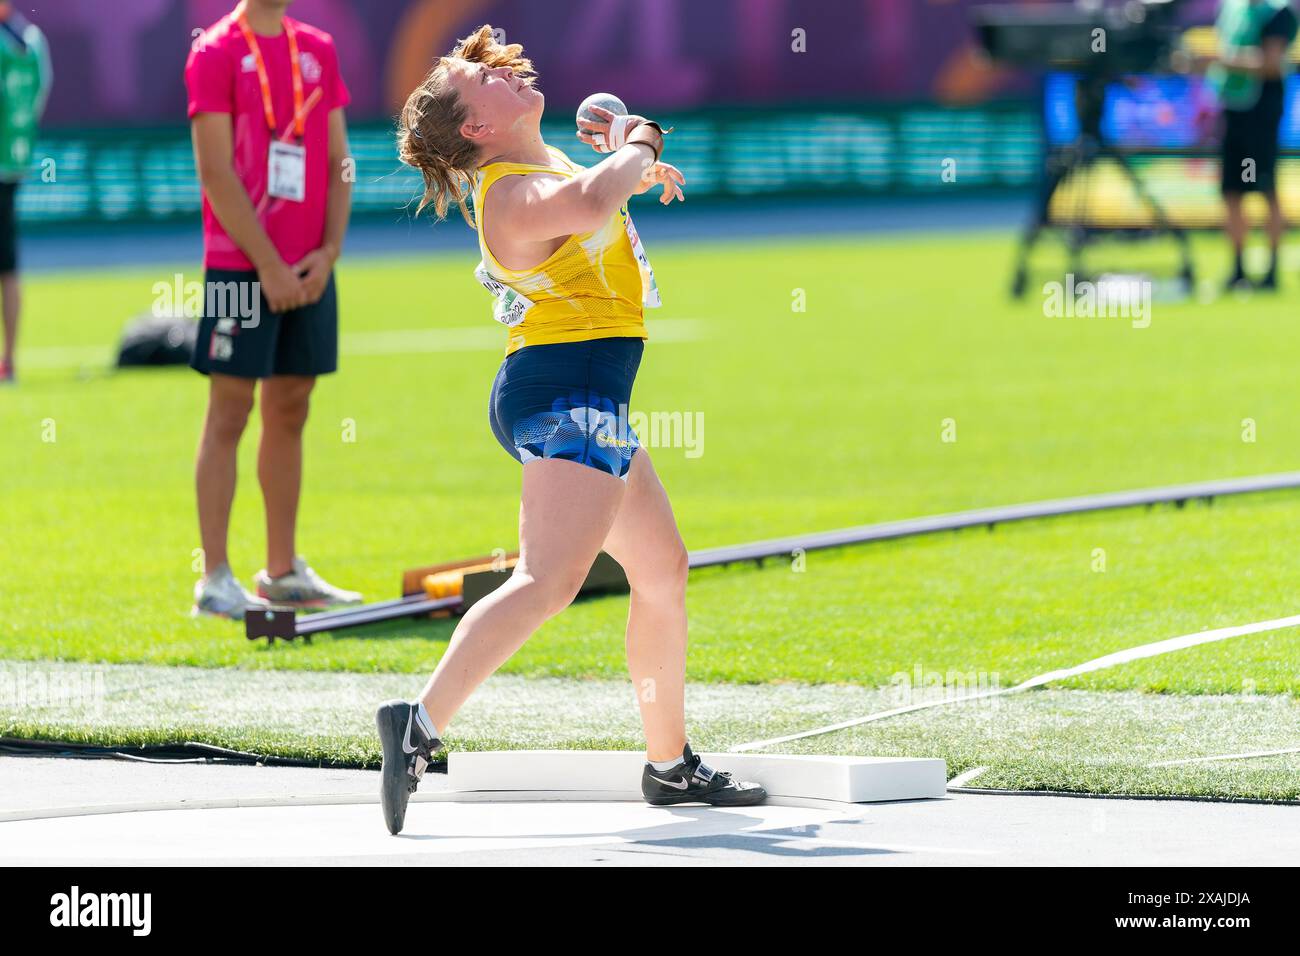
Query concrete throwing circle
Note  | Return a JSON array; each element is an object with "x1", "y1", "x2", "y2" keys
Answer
[{"x1": 0, "y1": 799, "x2": 853, "y2": 863}]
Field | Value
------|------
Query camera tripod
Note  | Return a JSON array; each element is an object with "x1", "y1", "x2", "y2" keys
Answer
[{"x1": 1010, "y1": 73, "x2": 1196, "y2": 298}]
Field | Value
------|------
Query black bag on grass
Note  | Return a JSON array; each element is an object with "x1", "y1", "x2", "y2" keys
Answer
[{"x1": 116, "y1": 314, "x2": 197, "y2": 368}]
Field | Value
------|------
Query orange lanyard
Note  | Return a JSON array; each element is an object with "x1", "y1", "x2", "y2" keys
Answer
[{"x1": 235, "y1": 2, "x2": 304, "y2": 139}]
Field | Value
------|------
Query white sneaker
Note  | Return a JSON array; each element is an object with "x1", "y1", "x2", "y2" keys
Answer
[
  {"x1": 192, "y1": 564, "x2": 267, "y2": 621},
  {"x1": 255, "y1": 556, "x2": 363, "y2": 609}
]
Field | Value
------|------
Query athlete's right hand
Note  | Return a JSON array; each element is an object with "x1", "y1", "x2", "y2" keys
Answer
[
  {"x1": 577, "y1": 106, "x2": 646, "y2": 153},
  {"x1": 258, "y1": 260, "x2": 308, "y2": 314}
]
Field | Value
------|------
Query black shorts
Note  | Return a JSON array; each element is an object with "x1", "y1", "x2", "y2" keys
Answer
[
  {"x1": 0, "y1": 181, "x2": 18, "y2": 274},
  {"x1": 190, "y1": 268, "x2": 338, "y2": 379},
  {"x1": 1221, "y1": 81, "x2": 1285, "y2": 195},
  {"x1": 488, "y1": 336, "x2": 644, "y2": 480}
]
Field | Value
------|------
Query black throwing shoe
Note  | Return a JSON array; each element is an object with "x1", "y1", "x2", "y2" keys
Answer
[
  {"x1": 641, "y1": 744, "x2": 767, "y2": 807},
  {"x1": 376, "y1": 699, "x2": 441, "y2": 835}
]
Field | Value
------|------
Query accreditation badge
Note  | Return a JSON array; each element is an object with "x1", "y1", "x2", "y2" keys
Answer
[{"x1": 267, "y1": 140, "x2": 307, "y2": 203}]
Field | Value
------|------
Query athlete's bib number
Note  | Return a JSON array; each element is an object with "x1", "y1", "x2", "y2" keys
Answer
[
  {"x1": 268, "y1": 141, "x2": 306, "y2": 203},
  {"x1": 475, "y1": 260, "x2": 532, "y2": 327}
]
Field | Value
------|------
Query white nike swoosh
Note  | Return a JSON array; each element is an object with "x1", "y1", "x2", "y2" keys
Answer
[
  {"x1": 402, "y1": 713, "x2": 418, "y2": 755},
  {"x1": 656, "y1": 776, "x2": 690, "y2": 790}
]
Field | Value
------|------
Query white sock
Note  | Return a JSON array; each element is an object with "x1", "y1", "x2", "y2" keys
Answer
[
  {"x1": 649, "y1": 749, "x2": 686, "y2": 772},
  {"x1": 414, "y1": 702, "x2": 440, "y2": 741}
]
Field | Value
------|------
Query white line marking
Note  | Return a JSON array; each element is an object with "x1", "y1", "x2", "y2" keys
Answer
[
  {"x1": 947, "y1": 766, "x2": 989, "y2": 788},
  {"x1": 1150, "y1": 746, "x2": 1300, "y2": 767},
  {"x1": 730, "y1": 687, "x2": 1008, "y2": 753},
  {"x1": 17, "y1": 319, "x2": 704, "y2": 370},
  {"x1": 730, "y1": 613, "x2": 1300, "y2": 753}
]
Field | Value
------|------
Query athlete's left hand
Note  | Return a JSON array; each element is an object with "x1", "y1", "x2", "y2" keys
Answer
[
  {"x1": 635, "y1": 162, "x2": 685, "y2": 205},
  {"x1": 293, "y1": 248, "x2": 335, "y2": 305}
]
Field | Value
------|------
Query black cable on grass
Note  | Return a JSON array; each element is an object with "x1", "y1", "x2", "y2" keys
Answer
[
  {"x1": 946, "y1": 785, "x2": 1300, "y2": 807},
  {"x1": 0, "y1": 737, "x2": 316, "y2": 766},
  {"x1": 0, "y1": 736, "x2": 448, "y2": 773}
]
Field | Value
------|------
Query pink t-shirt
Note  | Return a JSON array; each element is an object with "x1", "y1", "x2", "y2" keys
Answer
[{"x1": 185, "y1": 13, "x2": 350, "y2": 271}]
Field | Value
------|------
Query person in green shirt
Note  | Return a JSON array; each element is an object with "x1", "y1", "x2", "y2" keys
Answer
[
  {"x1": 0, "y1": 1, "x2": 51, "y2": 383},
  {"x1": 1211, "y1": 0, "x2": 1298, "y2": 290}
]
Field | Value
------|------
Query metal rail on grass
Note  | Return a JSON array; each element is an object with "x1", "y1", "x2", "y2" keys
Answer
[
  {"x1": 245, "y1": 594, "x2": 461, "y2": 641},
  {"x1": 687, "y1": 471, "x2": 1300, "y2": 570},
  {"x1": 247, "y1": 471, "x2": 1300, "y2": 641}
]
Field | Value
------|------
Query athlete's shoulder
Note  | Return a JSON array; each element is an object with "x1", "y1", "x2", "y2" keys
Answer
[
  {"x1": 478, "y1": 166, "x2": 527, "y2": 202},
  {"x1": 194, "y1": 13, "x2": 240, "y2": 52},
  {"x1": 545, "y1": 144, "x2": 580, "y2": 169},
  {"x1": 287, "y1": 17, "x2": 338, "y2": 51},
  {"x1": 187, "y1": 14, "x2": 240, "y2": 76}
]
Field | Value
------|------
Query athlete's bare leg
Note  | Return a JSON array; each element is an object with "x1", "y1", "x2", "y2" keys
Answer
[
  {"x1": 418, "y1": 459, "x2": 626, "y2": 731},
  {"x1": 258, "y1": 375, "x2": 315, "y2": 577},
  {"x1": 1224, "y1": 192, "x2": 1250, "y2": 284},
  {"x1": 600, "y1": 450, "x2": 690, "y2": 763},
  {"x1": 0, "y1": 272, "x2": 18, "y2": 373},
  {"x1": 196, "y1": 373, "x2": 256, "y2": 572}
]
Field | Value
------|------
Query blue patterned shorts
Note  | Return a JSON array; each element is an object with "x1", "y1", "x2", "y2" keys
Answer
[{"x1": 488, "y1": 337, "x2": 644, "y2": 479}]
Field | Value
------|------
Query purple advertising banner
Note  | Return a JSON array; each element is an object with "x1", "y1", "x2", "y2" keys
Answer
[{"x1": 23, "y1": 0, "x2": 1093, "y2": 128}]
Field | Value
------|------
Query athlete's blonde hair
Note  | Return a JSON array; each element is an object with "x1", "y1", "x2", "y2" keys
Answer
[{"x1": 397, "y1": 24, "x2": 536, "y2": 226}]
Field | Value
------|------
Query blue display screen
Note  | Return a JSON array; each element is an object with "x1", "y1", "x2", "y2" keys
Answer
[{"x1": 1043, "y1": 70, "x2": 1300, "y2": 149}]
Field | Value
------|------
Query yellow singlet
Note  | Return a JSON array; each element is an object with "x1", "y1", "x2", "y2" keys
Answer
[{"x1": 473, "y1": 145, "x2": 649, "y2": 355}]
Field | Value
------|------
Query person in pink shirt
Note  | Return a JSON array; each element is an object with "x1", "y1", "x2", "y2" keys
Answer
[{"x1": 185, "y1": 0, "x2": 359, "y2": 619}]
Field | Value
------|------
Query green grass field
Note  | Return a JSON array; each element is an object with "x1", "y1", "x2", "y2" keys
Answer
[{"x1": 3, "y1": 228, "x2": 1299, "y2": 800}]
